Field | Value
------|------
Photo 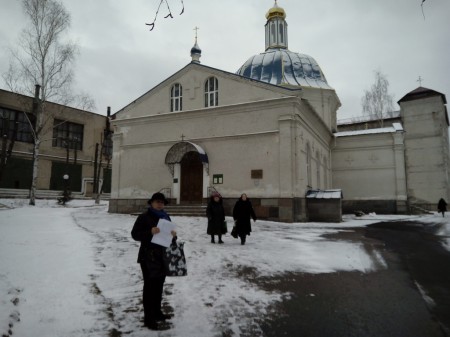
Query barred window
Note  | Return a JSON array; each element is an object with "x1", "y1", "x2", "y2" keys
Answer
[
  {"x1": 204, "y1": 77, "x2": 218, "y2": 107},
  {"x1": 0, "y1": 108, "x2": 34, "y2": 143},
  {"x1": 52, "y1": 119, "x2": 84, "y2": 150},
  {"x1": 170, "y1": 83, "x2": 183, "y2": 112}
]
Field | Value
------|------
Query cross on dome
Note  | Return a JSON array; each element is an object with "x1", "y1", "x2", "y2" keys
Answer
[{"x1": 190, "y1": 26, "x2": 202, "y2": 63}]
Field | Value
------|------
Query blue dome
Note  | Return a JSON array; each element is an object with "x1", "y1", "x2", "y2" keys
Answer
[
  {"x1": 190, "y1": 42, "x2": 201, "y2": 55},
  {"x1": 236, "y1": 48, "x2": 331, "y2": 89}
]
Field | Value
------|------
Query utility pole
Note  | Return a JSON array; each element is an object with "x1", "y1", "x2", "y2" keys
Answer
[
  {"x1": 95, "y1": 106, "x2": 112, "y2": 204},
  {"x1": 93, "y1": 143, "x2": 99, "y2": 194}
]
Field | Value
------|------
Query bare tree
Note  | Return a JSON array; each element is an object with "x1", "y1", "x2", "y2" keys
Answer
[
  {"x1": 146, "y1": 0, "x2": 185, "y2": 31},
  {"x1": 361, "y1": 70, "x2": 395, "y2": 127},
  {"x1": 2, "y1": 0, "x2": 95, "y2": 205}
]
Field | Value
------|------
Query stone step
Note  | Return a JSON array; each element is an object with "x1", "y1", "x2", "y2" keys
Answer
[{"x1": 165, "y1": 205, "x2": 206, "y2": 217}]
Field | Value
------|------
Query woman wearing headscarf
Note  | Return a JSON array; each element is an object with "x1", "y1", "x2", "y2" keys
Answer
[
  {"x1": 206, "y1": 192, "x2": 226, "y2": 243},
  {"x1": 233, "y1": 193, "x2": 257, "y2": 245}
]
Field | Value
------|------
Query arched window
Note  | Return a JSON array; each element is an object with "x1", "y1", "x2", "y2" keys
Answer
[
  {"x1": 204, "y1": 77, "x2": 218, "y2": 107},
  {"x1": 170, "y1": 83, "x2": 182, "y2": 112},
  {"x1": 270, "y1": 22, "x2": 276, "y2": 43}
]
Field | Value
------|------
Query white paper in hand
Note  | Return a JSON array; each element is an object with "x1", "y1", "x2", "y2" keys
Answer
[{"x1": 151, "y1": 219, "x2": 176, "y2": 247}]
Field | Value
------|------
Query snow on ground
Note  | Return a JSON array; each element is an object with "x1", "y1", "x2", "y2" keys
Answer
[{"x1": 0, "y1": 199, "x2": 449, "y2": 337}]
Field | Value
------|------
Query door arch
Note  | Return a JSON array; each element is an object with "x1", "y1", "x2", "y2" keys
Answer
[{"x1": 165, "y1": 141, "x2": 209, "y2": 204}]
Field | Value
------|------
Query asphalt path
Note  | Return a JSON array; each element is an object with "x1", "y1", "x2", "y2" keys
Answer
[{"x1": 255, "y1": 221, "x2": 450, "y2": 337}]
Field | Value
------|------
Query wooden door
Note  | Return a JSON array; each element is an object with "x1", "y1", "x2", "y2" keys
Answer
[{"x1": 180, "y1": 151, "x2": 203, "y2": 203}]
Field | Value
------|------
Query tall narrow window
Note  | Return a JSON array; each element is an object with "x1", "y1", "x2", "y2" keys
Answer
[
  {"x1": 323, "y1": 156, "x2": 328, "y2": 189},
  {"x1": 279, "y1": 23, "x2": 284, "y2": 43},
  {"x1": 316, "y1": 152, "x2": 321, "y2": 188},
  {"x1": 270, "y1": 22, "x2": 276, "y2": 44},
  {"x1": 306, "y1": 144, "x2": 312, "y2": 187},
  {"x1": 170, "y1": 83, "x2": 182, "y2": 112},
  {"x1": 204, "y1": 77, "x2": 218, "y2": 107}
]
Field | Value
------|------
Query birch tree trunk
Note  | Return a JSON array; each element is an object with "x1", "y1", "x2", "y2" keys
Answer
[{"x1": 29, "y1": 138, "x2": 40, "y2": 205}]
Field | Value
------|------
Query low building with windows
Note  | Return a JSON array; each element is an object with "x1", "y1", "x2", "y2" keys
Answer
[
  {"x1": 0, "y1": 89, "x2": 112, "y2": 197},
  {"x1": 109, "y1": 1, "x2": 449, "y2": 221},
  {"x1": 333, "y1": 87, "x2": 449, "y2": 213}
]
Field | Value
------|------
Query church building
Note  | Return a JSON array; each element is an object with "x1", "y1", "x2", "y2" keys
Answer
[{"x1": 109, "y1": 1, "x2": 449, "y2": 222}]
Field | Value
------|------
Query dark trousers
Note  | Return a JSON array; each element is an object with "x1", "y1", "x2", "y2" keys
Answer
[
  {"x1": 211, "y1": 234, "x2": 222, "y2": 242},
  {"x1": 140, "y1": 263, "x2": 166, "y2": 321}
]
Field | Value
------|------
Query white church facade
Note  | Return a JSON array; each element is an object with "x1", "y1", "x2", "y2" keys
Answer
[{"x1": 109, "y1": 2, "x2": 449, "y2": 222}]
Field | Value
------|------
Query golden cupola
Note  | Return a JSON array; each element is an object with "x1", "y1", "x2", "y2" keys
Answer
[
  {"x1": 264, "y1": 0, "x2": 288, "y2": 50},
  {"x1": 265, "y1": 0, "x2": 286, "y2": 20}
]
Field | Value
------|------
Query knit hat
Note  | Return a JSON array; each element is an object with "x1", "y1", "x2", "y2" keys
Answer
[{"x1": 148, "y1": 192, "x2": 169, "y2": 205}]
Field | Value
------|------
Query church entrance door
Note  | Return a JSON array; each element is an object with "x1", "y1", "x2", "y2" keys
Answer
[{"x1": 180, "y1": 151, "x2": 203, "y2": 204}]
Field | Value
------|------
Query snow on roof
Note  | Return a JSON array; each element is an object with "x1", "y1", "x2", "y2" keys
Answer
[
  {"x1": 306, "y1": 189, "x2": 343, "y2": 199},
  {"x1": 398, "y1": 86, "x2": 447, "y2": 104},
  {"x1": 337, "y1": 111, "x2": 400, "y2": 126},
  {"x1": 334, "y1": 124, "x2": 403, "y2": 137}
]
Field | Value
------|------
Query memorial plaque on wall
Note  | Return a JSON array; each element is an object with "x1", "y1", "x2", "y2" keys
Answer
[{"x1": 251, "y1": 170, "x2": 263, "y2": 179}]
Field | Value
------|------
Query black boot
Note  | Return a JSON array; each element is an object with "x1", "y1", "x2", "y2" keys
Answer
[
  {"x1": 155, "y1": 312, "x2": 171, "y2": 321},
  {"x1": 218, "y1": 235, "x2": 224, "y2": 244},
  {"x1": 144, "y1": 319, "x2": 159, "y2": 330},
  {"x1": 211, "y1": 235, "x2": 215, "y2": 243}
]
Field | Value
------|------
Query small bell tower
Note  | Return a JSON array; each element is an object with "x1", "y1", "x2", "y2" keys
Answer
[
  {"x1": 265, "y1": 0, "x2": 288, "y2": 50},
  {"x1": 190, "y1": 26, "x2": 202, "y2": 63}
]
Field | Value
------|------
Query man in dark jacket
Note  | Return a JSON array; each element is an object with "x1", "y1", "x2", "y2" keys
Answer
[
  {"x1": 131, "y1": 192, "x2": 176, "y2": 330},
  {"x1": 233, "y1": 193, "x2": 257, "y2": 245}
]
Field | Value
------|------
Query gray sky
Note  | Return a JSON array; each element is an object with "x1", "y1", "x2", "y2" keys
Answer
[{"x1": 1, "y1": 0, "x2": 449, "y2": 119}]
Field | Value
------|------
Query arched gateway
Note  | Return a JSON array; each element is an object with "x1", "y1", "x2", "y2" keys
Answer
[{"x1": 165, "y1": 142, "x2": 209, "y2": 204}]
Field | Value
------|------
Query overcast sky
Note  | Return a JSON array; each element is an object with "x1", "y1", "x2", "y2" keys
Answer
[{"x1": 1, "y1": 0, "x2": 449, "y2": 119}]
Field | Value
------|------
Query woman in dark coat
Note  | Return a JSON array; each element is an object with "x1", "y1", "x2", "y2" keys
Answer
[
  {"x1": 131, "y1": 192, "x2": 176, "y2": 330},
  {"x1": 206, "y1": 192, "x2": 226, "y2": 243},
  {"x1": 233, "y1": 193, "x2": 257, "y2": 245},
  {"x1": 438, "y1": 198, "x2": 447, "y2": 217}
]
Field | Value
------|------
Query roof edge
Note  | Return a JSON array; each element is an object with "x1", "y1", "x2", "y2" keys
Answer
[{"x1": 398, "y1": 86, "x2": 447, "y2": 104}]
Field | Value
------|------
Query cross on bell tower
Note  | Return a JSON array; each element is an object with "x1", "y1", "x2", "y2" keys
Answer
[
  {"x1": 190, "y1": 26, "x2": 202, "y2": 63},
  {"x1": 417, "y1": 76, "x2": 424, "y2": 86}
]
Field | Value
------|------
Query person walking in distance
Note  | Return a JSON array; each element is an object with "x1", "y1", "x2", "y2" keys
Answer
[
  {"x1": 438, "y1": 198, "x2": 447, "y2": 217},
  {"x1": 131, "y1": 192, "x2": 177, "y2": 330},
  {"x1": 206, "y1": 192, "x2": 226, "y2": 244},
  {"x1": 233, "y1": 193, "x2": 257, "y2": 245}
]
